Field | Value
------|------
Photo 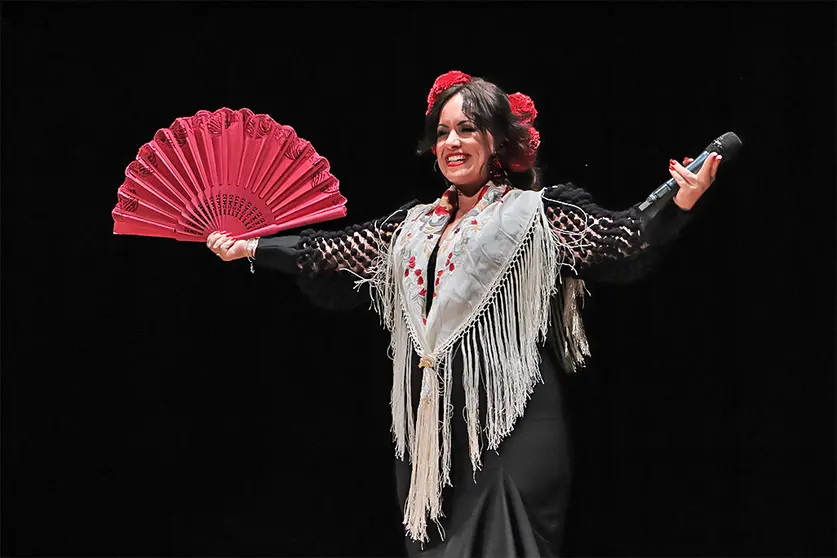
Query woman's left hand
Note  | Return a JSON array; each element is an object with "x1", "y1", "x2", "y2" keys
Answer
[{"x1": 669, "y1": 152, "x2": 722, "y2": 211}]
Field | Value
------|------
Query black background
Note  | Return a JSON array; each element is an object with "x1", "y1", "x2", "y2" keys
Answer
[{"x1": 2, "y1": 1, "x2": 835, "y2": 556}]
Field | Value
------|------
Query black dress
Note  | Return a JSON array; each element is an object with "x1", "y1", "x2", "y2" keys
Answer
[{"x1": 254, "y1": 183, "x2": 694, "y2": 557}]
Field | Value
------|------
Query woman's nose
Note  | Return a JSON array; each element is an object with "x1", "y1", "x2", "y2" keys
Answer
[{"x1": 445, "y1": 130, "x2": 461, "y2": 147}]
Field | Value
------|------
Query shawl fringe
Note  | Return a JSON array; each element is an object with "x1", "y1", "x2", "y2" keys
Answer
[{"x1": 351, "y1": 200, "x2": 591, "y2": 544}]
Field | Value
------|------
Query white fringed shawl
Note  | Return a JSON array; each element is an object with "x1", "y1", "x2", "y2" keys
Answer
[{"x1": 355, "y1": 182, "x2": 590, "y2": 543}]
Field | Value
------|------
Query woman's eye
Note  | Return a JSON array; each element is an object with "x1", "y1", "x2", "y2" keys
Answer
[{"x1": 436, "y1": 130, "x2": 447, "y2": 138}]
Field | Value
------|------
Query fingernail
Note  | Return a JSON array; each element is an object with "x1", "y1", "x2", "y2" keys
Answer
[{"x1": 669, "y1": 159, "x2": 677, "y2": 166}]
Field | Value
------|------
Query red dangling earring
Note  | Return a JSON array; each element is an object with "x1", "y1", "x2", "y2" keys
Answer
[{"x1": 489, "y1": 154, "x2": 506, "y2": 181}]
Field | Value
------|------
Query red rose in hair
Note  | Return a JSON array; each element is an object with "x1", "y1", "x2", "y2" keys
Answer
[
  {"x1": 527, "y1": 127, "x2": 541, "y2": 151},
  {"x1": 508, "y1": 92, "x2": 538, "y2": 125},
  {"x1": 426, "y1": 70, "x2": 472, "y2": 115},
  {"x1": 505, "y1": 90, "x2": 541, "y2": 172},
  {"x1": 508, "y1": 153, "x2": 536, "y2": 173},
  {"x1": 507, "y1": 127, "x2": 541, "y2": 173}
]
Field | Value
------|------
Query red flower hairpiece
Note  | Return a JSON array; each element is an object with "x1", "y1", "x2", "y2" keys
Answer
[
  {"x1": 508, "y1": 92, "x2": 538, "y2": 125},
  {"x1": 507, "y1": 93, "x2": 541, "y2": 172},
  {"x1": 527, "y1": 127, "x2": 541, "y2": 151},
  {"x1": 424, "y1": 71, "x2": 542, "y2": 173},
  {"x1": 426, "y1": 70, "x2": 472, "y2": 115}
]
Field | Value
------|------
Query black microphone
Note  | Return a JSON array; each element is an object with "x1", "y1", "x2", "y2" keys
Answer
[{"x1": 638, "y1": 131, "x2": 742, "y2": 219}]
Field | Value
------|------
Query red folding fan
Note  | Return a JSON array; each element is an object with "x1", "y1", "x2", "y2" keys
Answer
[{"x1": 111, "y1": 107, "x2": 347, "y2": 242}]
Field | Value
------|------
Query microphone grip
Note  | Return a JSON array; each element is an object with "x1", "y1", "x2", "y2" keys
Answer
[{"x1": 638, "y1": 150, "x2": 711, "y2": 218}]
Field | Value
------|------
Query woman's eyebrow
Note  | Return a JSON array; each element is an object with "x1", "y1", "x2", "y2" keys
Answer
[{"x1": 437, "y1": 119, "x2": 472, "y2": 129}]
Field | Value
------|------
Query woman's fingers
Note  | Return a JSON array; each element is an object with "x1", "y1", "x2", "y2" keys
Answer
[
  {"x1": 668, "y1": 164, "x2": 693, "y2": 190},
  {"x1": 220, "y1": 238, "x2": 236, "y2": 254},
  {"x1": 697, "y1": 152, "x2": 721, "y2": 185},
  {"x1": 669, "y1": 159, "x2": 698, "y2": 187},
  {"x1": 676, "y1": 153, "x2": 722, "y2": 187}
]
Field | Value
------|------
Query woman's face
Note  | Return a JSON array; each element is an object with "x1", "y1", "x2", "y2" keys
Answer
[{"x1": 435, "y1": 93, "x2": 495, "y2": 192}]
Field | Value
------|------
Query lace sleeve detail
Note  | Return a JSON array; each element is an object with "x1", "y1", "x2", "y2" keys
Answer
[
  {"x1": 295, "y1": 199, "x2": 420, "y2": 308},
  {"x1": 543, "y1": 183, "x2": 693, "y2": 283}
]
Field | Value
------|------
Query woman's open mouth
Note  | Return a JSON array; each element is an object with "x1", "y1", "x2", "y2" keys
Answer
[{"x1": 446, "y1": 153, "x2": 468, "y2": 168}]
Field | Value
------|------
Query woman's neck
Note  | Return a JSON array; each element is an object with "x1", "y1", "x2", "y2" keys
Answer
[
  {"x1": 453, "y1": 178, "x2": 493, "y2": 216},
  {"x1": 455, "y1": 188, "x2": 481, "y2": 216}
]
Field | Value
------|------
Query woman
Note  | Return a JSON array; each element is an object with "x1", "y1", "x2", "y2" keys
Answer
[{"x1": 206, "y1": 70, "x2": 722, "y2": 557}]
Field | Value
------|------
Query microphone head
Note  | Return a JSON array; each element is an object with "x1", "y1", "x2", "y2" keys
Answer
[{"x1": 705, "y1": 131, "x2": 742, "y2": 160}]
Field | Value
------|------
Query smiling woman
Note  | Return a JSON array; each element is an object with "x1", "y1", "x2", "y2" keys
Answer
[
  {"x1": 435, "y1": 96, "x2": 492, "y2": 187},
  {"x1": 420, "y1": 72, "x2": 543, "y2": 196},
  {"x1": 205, "y1": 70, "x2": 728, "y2": 557}
]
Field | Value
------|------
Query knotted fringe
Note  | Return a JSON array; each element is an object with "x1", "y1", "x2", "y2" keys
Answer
[
  {"x1": 352, "y1": 201, "x2": 592, "y2": 544},
  {"x1": 449, "y1": 206, "x2": 571, "y2": 468},
  {"x1": 549, "y1": 276, "x2": 592, "y2": 374},
  {"x1": 388, "y1": 296, "x2": 415, "y2": 461},
  {"x1": 562, "y1": 277, "x2": 591, "y2": 371},
  {"x1": 362, "y1": 211, "x2": 418, "y2": 462},
  {"x1": 403, "y1": 364, "x2": 444, "y2": 543}
]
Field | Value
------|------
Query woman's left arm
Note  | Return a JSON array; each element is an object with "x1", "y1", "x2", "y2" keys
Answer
[{"x1": 544, "y1": 153, "x2": 722, "y2": 284}]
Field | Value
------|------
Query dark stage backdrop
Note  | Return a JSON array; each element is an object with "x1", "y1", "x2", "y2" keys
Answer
[{"x1": 2, "y1": 2, "x2": 834, "y2": 557}]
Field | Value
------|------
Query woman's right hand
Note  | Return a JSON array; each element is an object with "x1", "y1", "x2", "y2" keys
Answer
[{"x1": 206, "y1": 231, "x2": 254, "y2": 262}]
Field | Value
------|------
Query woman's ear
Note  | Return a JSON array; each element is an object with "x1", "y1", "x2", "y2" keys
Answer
[{"x1": 431, "y1": 146, "x2": 437, "y2": 155}]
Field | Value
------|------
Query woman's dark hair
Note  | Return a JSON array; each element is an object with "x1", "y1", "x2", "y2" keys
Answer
[{"x1": 416, "y1": 77, "x2": 542, "y2": 191}]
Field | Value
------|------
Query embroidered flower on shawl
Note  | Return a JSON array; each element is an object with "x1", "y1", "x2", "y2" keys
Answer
[
  {"x1": 380, "y1": 179, "x2": 584, "y2": 544},
  {"x1": 431, "y1": 188, "x2": 457, "y2": 217},
  {"x1": 398, "y1": 181, "x2": 510, "y2": 323},
  {"x1": 431, "y1": 183, "x2": 507, "y2": 299}
]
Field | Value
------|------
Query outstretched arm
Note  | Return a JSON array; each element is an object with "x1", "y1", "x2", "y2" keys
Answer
[
  {"x1": 544, "y1": 153, "x2": 722, "y2": 283},
  {"x1": 209, "y1": 199, "x2": 421, "y2": 309}
]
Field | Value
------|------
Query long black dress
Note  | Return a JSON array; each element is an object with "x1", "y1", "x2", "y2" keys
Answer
[{"x1": 253, "y1": 182, "x2": 694, "y2": 557}]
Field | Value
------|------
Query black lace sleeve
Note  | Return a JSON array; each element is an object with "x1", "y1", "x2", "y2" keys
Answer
[
  {"x1": 255, "y1": 199, "x2": 421, "y2": 309},
  {"x1": 542, "y1": 182, "x2": 696, "y2": 284}
]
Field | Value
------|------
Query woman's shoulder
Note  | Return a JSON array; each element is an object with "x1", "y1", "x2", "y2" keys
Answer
[
  {"x1": 539, "y1": 182, "x2": 593, "y2": 203},
  {"x1": 375, "y1": 198, "x2": 432, "y2": 227},
  {"x1": 397, "y1": 198, "x2": 425, "y2": 211}
]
